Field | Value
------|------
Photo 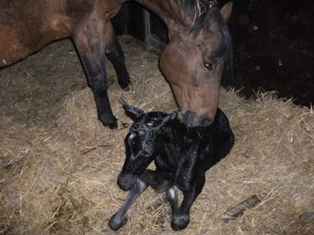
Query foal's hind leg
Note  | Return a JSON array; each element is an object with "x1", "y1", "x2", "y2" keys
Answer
[
  {"x1": 73, "y1": 20, "x2": 117, "y2": 128},
  {"x1": 105, "y1": 21, "x2": 130, "y2": 90}
]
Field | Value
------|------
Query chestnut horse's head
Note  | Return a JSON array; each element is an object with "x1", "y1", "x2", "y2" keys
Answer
[{"x1": 159, "y1": 2, "x2": 233, "y2": 127}]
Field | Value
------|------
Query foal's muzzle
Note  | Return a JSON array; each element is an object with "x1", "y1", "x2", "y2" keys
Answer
[{"x1": 117, "y1": 172, "x2": 137, "y2": 191}]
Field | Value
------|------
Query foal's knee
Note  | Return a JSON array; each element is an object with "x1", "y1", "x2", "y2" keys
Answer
[{"x1": 171, "y1": 212, "x2": 190, "y2": 231}]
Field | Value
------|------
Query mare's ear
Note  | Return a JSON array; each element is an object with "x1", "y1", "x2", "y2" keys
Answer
[
  {"x1": 204, "y1": 2, "x2": 233, "y2": 31},
  {"x1": 204, "y1": 6, "x2": 220, "y2": 32},
  {"x1": 220, "y1": 2, "x2": 233, "y2": 22},
  {"x1": 120, "y1": 99, "x2": 143, "y2": 120}
]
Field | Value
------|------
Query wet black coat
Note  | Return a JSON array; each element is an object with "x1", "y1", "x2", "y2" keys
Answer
[{"x1": 109, "y1": 102, "x2": 234, "y2": 231}]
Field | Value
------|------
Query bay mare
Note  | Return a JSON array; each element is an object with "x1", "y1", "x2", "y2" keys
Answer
[{"x1": 0, "y1": 0, "x2": 232, "y2": 128}]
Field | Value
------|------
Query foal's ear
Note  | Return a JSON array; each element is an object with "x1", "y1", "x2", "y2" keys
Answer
[
  {"x1": 162, "y1": 111, "x2": 177, "y2": 123},
  {"x1": 120, "y1": 99, "x2": 144, "y2": 120},
  {"x1": 158, "y1": 112, "x2": 177, "y2": 132}
]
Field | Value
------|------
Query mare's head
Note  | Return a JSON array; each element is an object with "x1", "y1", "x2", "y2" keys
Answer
[
  {"x1": 159, "y1": 1, "x2": 233, "y2": 127},
  {"x1": 117, "y1": 100, "x2": 175, "y2": 191}
]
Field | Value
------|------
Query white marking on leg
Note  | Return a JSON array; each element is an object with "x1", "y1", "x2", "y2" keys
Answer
[{"x1": 169, "y1": 188, "x2": 176, "y2": 199}]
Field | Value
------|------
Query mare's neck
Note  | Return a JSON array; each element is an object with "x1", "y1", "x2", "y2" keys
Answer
[{"x1": 133, "y1": 0, "x2": 194, "y2": 36}]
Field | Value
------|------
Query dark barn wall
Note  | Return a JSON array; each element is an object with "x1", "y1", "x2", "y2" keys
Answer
[
  {"x1": 112, "y1": 2, "x2": 145, "y2": 41},
  {"x1": 112, "y1": 2, "x2": 167, "y2": 50},
  {"x1": 113, "y1": 0, "x2": 314, "y2": 108},
  {"x1": 224, "y1": 0, "x2": 314, "y2": 107}
]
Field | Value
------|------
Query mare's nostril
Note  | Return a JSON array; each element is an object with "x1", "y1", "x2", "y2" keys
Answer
[
  {"x1": 180, "y1": 111, "x2": 213, "y2": 127},
  {"x1": 180, "y1": 110, "x2": 195, "y2": 127},
  {"x1": 201, "y1": 117, "x2": 212, "y2": 127}
]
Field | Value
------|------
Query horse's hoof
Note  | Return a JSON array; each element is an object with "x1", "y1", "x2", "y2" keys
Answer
[
  {"x1": 105, "y1": 121, "x2": 128, "y2": 130},
  {"x1": 119, "y1": 77, "x2": 131, "y2": 90},
  {"x1": 103, "y1": 121, "x2": 118, "y2": 129},
  {"x1": 100, "y1": 118, "x2": 118, "y2": 129},
  {"x1": 122, "y1": 85, "x2": 130, "y2": 91},
  {"x1": 108, "y1": 213, "x2": 128, "y2": 231},
  {"x1": 120, "y1": 122, "x2": 129, "y2": 129},
  {"x1": 171, "y1": 214, "x2": 190, "y2": 231}
]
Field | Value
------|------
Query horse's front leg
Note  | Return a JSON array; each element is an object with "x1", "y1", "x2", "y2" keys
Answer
[
  {"x1": 105, "y1": 21, "x2": 130, "y2": 90},
  {"x1": 108, "y1": 177, "x2": 149, "y2": 230},
  {"x1": 170, "y1": 178, "x2": 205, "y2": 231},
  {"x1": 73, "y1": 20, "x2": 117, "y2": 129},
  {"x1": 109, "y1": 170, "x2": 172, "y2": 230},
  {"x1": 166, "y1": 187, "x2": 179, "y2": 213}
]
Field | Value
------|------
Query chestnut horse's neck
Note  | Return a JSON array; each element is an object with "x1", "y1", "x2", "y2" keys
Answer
[{"x1": 133, "y1": 0, "x2": 214, "y2": 36}]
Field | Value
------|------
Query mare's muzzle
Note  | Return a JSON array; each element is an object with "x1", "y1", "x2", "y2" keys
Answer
[{"x1": 179, "y1": 110, "x2": 212, "y2": 127}]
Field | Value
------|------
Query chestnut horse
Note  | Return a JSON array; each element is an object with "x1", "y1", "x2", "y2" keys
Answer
[{"x1": 0, "y1": 0, "x2": 232, "y2": 128}]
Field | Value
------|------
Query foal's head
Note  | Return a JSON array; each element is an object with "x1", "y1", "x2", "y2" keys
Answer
[
  {"x1": 117, "y1": 100, "x2": 175, "y2": 191},
  {"x1": 159, "y1": 2, "x2": 233, "y2": 127}
]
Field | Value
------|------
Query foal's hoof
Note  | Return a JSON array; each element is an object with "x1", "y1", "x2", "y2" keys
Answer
[
  {"x1": 171, "y1": 214, "x2": 190, "y2": 231},
  {"x1": 108, "y1": 213, "x2": 128, "y2": 231}
]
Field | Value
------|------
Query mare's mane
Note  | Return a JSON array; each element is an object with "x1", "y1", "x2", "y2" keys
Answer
[{"x1": 180, "y1": 0, "x2": 233, "y2": 65}]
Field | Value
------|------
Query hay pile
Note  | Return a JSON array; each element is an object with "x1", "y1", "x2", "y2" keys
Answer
[{"x1": 0, "y1": 36, "x2": 313, "y2": 235}]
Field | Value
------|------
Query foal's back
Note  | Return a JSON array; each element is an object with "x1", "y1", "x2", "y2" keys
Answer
[{"x1": 155, "y1": 108, "x2": 234, "y2": 177}]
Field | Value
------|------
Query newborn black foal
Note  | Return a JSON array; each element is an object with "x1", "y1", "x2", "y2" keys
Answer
[{"x1": 108, "y1": 100, "x2": 234, "y2": 231}]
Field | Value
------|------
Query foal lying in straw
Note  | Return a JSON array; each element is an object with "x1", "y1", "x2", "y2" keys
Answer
[{"x1": 108, "y1": 100, "x2": 234, "y2": 231}]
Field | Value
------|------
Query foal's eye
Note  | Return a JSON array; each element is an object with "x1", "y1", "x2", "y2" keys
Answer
[{"x1": 204, "y1": 62, "x2": 213, "y2": 71}]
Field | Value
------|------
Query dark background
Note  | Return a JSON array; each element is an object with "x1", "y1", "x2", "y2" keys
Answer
[{"x1": 112, "y1": 0, "x2": 314, "y2": 108}]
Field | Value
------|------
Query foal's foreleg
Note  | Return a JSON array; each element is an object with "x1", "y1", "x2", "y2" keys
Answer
[
  {"x1": 108, "y1": 177, "x2": 148, "y2": 230},
  {"x1": 105, "y1": 21, "x2": 130, "y2": 89},
  {"x1": 166, "y1": 187, "x2": 179, "y2": 212},
  {"x1": 108, "y1": 170, "x2": 172, "y2": 230},
  {"x1": 170, "y1": 178, "x2": 205, "y2": 230},
  {"x1": 170, "y1": 189, "x2": 197, "y2": 230}
]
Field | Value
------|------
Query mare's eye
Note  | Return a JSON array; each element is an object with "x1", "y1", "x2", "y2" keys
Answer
[{"x1": 204, "y1": 62, "x2": 213, "y2": 71}]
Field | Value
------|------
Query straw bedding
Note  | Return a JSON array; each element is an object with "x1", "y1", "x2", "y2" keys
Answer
[{"x1": 0, "y1": 35, "x2": 313, "y2": 235}]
